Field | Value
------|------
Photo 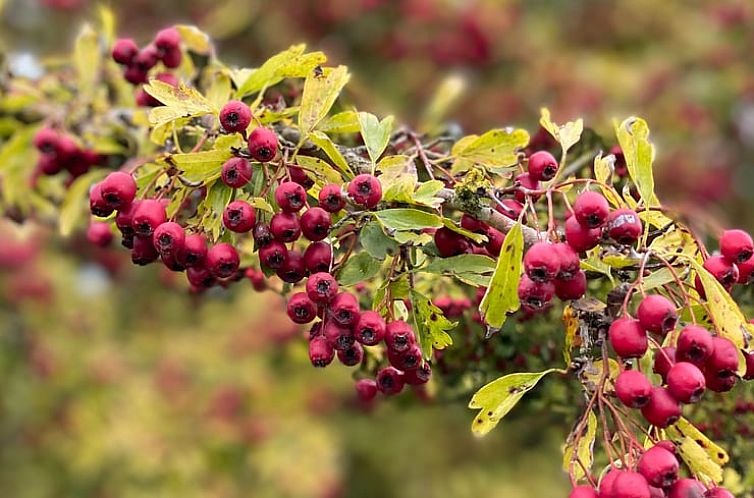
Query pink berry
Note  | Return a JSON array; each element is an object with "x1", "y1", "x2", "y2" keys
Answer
[
  {"x1": 221, "y1": 157, "x2": 252, "y2": 188},
  {"x1": 179, "y1": 233, "x2": 207, "y2": 268},
  {"x1": 318, "y1": 183, "x2": 346, "y2": 212},
  {"x1": 354, "y1": 311, "x2": 386, "y2": 346},
  {"x1": 613, "y1": 471, "x2": 651, "y2": 498},
  {"x1": 152, "y1": 221, "x2": 185, "y2": 256},
  {"x1": 223, "y1": 200, "x2": 256, "y2": 233},
  {"x1": 355, "y1": 378, "x2": 378, "y2": 402},
  {"x1": 328, "y1": 292, "x2": 360, "y2": 327},
  {"x1": 638, "y1": 445, "x2": 679, "y2": 488},
  {"x1": 641, "y1": 387, "x2": 681, "y2": 428},
  {"x1": 609, "y1": 318, "x2": 648, "y2": 359},
  {"x1": 518, "y1": 275, "x2": 555, "y2": 313},
  {"x1": 270, "y1": 212, "x2": 301, "y2": 242},
  {"x1": 259, "y1": 240, "x2": 289, "y2": 269},
  {"x1": 376, "y1": 367, "x2": 404, "y2": 395},
  {"x1": 306, "y1": 272, "x2": 338, "y2": 304},
  {"x1": 573, "y1": 191, "x2": 610, "y2": 228},
  {"x1": 131, "y1": 199, "x2": 167, "y2": 238},
  {"x1": 247, "y1": 127, "x2": 278, "y2": 162},
  {"x1": 86, "y1": 222, "x2": 113, "y2": 247},
  {"x1": 676, "y1": 325, "x2": 713, "y2": 365},
  {"x1": 206, "y1": 243, "x2": 240, "y2": 278},
  {"x1": 348, "y1": 174, "x2": 382, "y2": 208},
  {"x1": 554, "y1": 242, "x2": 581, "y2": 280},
  {"x1": 111, "y1": 38, "x2": 138, "y2": 65},
  {"x1": 637, "y1": 294, "x2": 678, "y2": 335},
  {"x1": 565, "y1": 216, "x2": 602, "y2": 252},
  {"x1": 667, "y1": 479, "x2": 705, "y2": 498},
  {"x1": 385, "y1": 320, "x2": 416, "y2": 353},
  {"x1": 131, "y1": 235, "x2": 160, "y2": 265},
  {"x1": 287, "y1": 292, "x2": 317, "y2": 324},
  {"x1": 303, "y1": 241, "x2": 332, "y2": 274},
  {"x1": 274, "y1": 181, "x2": 307, "y2": 213},
  {"x1": 568, "y1": 486, "x2": 598, "y2": 498},
  {"x1": 523, "y1": 242, "x2": 561, "y2": 282},
  {"x1": 554, "y1": 271, "x2": 587, "y2": 301},
  {"x1": 219, "y1": 100, "x2": 252, "y2": 134},
  {"x1": 653, "y1": 347, "x2": 677, "y2": 382},
  {"x1": 528, "y1": 150, "x2": 559, "y2": 182},
  {"x1": 309, "y1": 335, "x2": 335, "y2": 367},
  {"x1": 667, "y1": 362, "x2": 706, "y2": 403},
  {"x1": 89, "y1": 183, "x2": 114, "y2": 217},
  {"x1": 703, "y1": 255, "x2": 739, "y2": 289},
  {"x1": 607, "y1": 208, "x2": 642, "y2": 245},
  {"x1": 300, "y1": 207, "x2": 331, "y2": 241},
  {"x1": 434, "y1": 227, "x2": 470, "y2": 257},
  {"x1": 615, "y1": 370, "x2": 652, "y2": 408},
  {"x1": 720, "y1": 229, "x2": 754, "y2": 264},
  {"x1": 337, "y1": 342, "x2": 364, "y2": 367}
]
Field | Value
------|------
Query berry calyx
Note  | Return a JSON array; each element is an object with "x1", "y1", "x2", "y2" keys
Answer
[
  {"x1": 376, "y1": 366, "x2": 404, "y2": 395},
  {"x1": 221, "y1": 157, "x2": 252, "y2": 188},
  {"x1": 354, "y1": 310, "x2": 386, "y2": 346},
  {"x1": 523, "y1": 241, "x2": 561, "y2": 282},
  {"x1": 720, "y1": 229, "x2": 754, "y2": 264},
  {"x1": 270, "y1": 212, "x2": 301, "y2": 242},
  {"x1": 517, "y1": 275, "x2": 555, "y2": 313},
  {"x1": 206, "y1": 243, "x2": 240, "y2": 278},
  {"x1": 300, "y1": 207, "x2": 331, "y2": 241},
  {"x1": 287, "y1": 292, "x2": 317, "y2": 324},
  {"x1": 385, "y1": 320, "x2": 416, "y2": 353},
  {"x1": 637, "y1": 294, "x2": 678, "y2": 335},
  {"x1": 274, "y1": 181, "x2": 307, "y2": 213},
  {"x1": 638, "y1": 445, "x2": 679, "y2": 488},
  {"x1": 337, "y1": 342, "x2": 364, "y2": 367},
  {"x1": 259, "y1": 240, "x2": 288, "y2": 269},
  {"x1": 152, "y1": 221, "x2": 185, "y2": 256},
  {"x1": 641, "y1": 387, "x2": 682, "y2": 428},
  {"x1": 219, "y1": 100, "x2": 252, "y2": 133},
  {"x1": 347, "y1": 174, "x2": 382, "y2": 208},
  {"x1": 306, "y1": 272, "x2": 338, "y2": 304},
  {"x1": 318, "y1": 183, "x2": 346, "y2": 212},
  {"x1": 528, "y1": 150, "x2": 559, "y2": 182},
  {"x1": 573, "y1": 191, "x2": 610, "y2": 228},
  {"x1": 247, "y1": 127, "x2": 278, "y2": 162},
  {"x1": 615, "y1": 370, "x2": 652, "y2": 408}
]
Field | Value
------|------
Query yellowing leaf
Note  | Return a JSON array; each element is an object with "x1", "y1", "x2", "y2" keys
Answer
[
  {"x1": 667, "y1": 418, "x2": 729, "y2": 467},
  {"x1": 295, "y1": 155, "x2": 344, "y2": 185},
  {"x1": 540, "y1": 108, "x2": 583, "y2": 154},
  {"x1": 168, "y1": 148, "x2": 235, "y2": 184},
  {"x1": 593, "y1": 153, "x2": 625, "y2": 208},
  {"x1": 452, "y1": 128, "x2": 529, "y2": 171},
  {"x1": 59, "y1": 170, "x2": 109, "y2": 237},
  {"x1": 175, "y1": 25, "x2": 211, "y2": 54},
  {"x1": 298, "y1": 66, "x2": 350, "y2": 136},
  {"x1": 469, "y1": 369, "x2": 560, "y2": 436},
  {"x1": 442, "y1": 219, "x2": 487, "y2": 245},
  {"x1": 205, "y1": 71, "x2": 232, "y2": 109},
  {"x1": 375, "y1": 208, "x2": 443, "y2": 232},
  {"x1": 357, "y1": 112, "x2": 394, "y2": 167},
  {"x1": 562, "y1": 411, "x2": 597, "y2": 481},
  {"x1": 667, "y1": 419, "x2": 727, "y2": 484},
  {"x1": 318, "y1": 111, "x2": 361, "y2": 134},
  {"x1": 73, "y1": 24, "x2": 100, "y2": 101},
  {"x1": 236, "y1": 45, "x2": 327, "y2": 97},
  {"x1": 410, "y1": 289, "x2": 455, "y2": 359},
  {"x1": 309, "y1": 131, "x2": 353, "y2": 177},
  {"x1": 562, "y1": 305, "x2": 581, "y2": 365},
  {"x1": 479, "y1": 223, "x2": 523, "y2": 330},
  {"x1": 146, "y1": 81, "x2": 217, "y2": 129},
  {"x1": 615, "y1": 117, "x2": 658, "y2": 207}
]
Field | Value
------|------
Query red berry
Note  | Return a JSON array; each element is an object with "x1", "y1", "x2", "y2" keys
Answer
[
  {"x1": 37, "y1": 154, "x2": 62, "y2": 175},
  {"x1": 485, "y1": 228, "x2": 505, "y2": 256},
  {"x1": 306, "y1": 272, "x2": 338, "y2": 304},
  {"x1": 667, "y1": 362, "x2": 706, "y2": 403},
  {"x1": 615, "y1": 370, "x2": 652, "y2": 408},
  {"x1": 309, "y1": 335, "x2": 335, "y2": 367},
  {"x1": 274, "y1": 181, "x2": 307, "y2": 213},
  {"x1": 655, "y1": 440, "x2": 677, "y2": 456},
  {"x1": 247, "y1": 127, "x2": 278, "y2": 162},
  {"x1": 135, "y1": 87, "x2": 159, "y2": 107},
  {"x1": 303, "y1": 241, "x2": 332, "y2": 274},
  {"x1": 259, "y1": 240, "x2": 288, "y2": 269},
  {"x1": 134, "y1": 46, "x2": 159, "y2": 71},
  {"x1": 385, "y1": 320, "x2": 416, "y2": 353},
  {"x1": 354, "y1": 311, "x2": 386, "y2": 346},
  {"x1": 355, "y1": 378, "x2": 378, "y2": 402},
  {"x1": 704, "y1": 365, "x2": 738, "y2": 393},
  {"x1": 186, "y1": 266, "x2": 215, "y2": 288},
  {"x1": 124, "y1": 65, "x2": 148, "y2": 85},
  {"x1": 111, "y1": 38, "x2": 138, "y2": 65},
  {"x1": 613, "y1": 471, "x2": 651, "y2": 498},
  {"x1": 152, "y1": 221, "x2": 185, "y2": 256},
  {"x1": 599, "y1": 469, "x2": 621, "y2": 498},
  {"x1": 179, "y1": 233, "x2": 207, "y2": 268},
  {"x1": 573, "y1": 191, "x2": 609, "y2": 228},
  {"x1": 706, "y1": 336, "x2": 739, "y2": 378},
  {"x1": 287, "y1": 292, "x2": 317, "y2": 324},
  {"x1": 329, "y1": 292, "x2": 360, "y2": 327},
  {"x1": 348, "y1": 174, "x2": 382, "y2": 208},
  {"x1": 404, "y1": 362, "x2": 432, "y2": 385},
  {"x1": 703, "y1": 255, "x2": 739, "y2": 289},
  {"x1": 676, "y1": 325, "x2": 713, "y2": 365},
  {"x1": 300, "y1": 207, "x2": 331, "y2": 241},
  {"x1": 641, "y1": 387, "x2": 681, "y2": 428},
  {"x1": 270, "y1": 212, "x2": 301, "y2": 242},
  {"x1": 390, "y1": 344, "x2": 422, "y2": 371},
  {"x1": 219, "y1": 100, "x2": 252, "y2": 134},
  {"x1": 514, "y1": 172, "x2": 539, "y2": 203},
  {"x1": 495, "y1": 198, "x2": 525, "y2": 221},
  {"x1": 736, "y1": 256, "x2": 754, "y2": 284},
  {"x1": 337, "y1": 342, "x2": 364, "y2": 367},
  {"x1": 524, "y1": 242, "x2": 561, "y2": 282},
  {"x1": 276, "y1": 249, "x2": 307, "y2": 283},
  {"x1": 528, "y1": 150, "x2": 559, "y2": 182},
  {"x1": 318, "y1": 183, "x2": 346, "y2": 212},
  {"x1": 434, "y1": 227, "x2": 470, "y2": 257},
  {"x1": 160, "y1": 47, "x2": 182, "y2": 68},
  {"x1": 86, "y1": 222, "x2": 113, "y2": 247},
  {"x1": 607, "y1": 208, "x2": 642, "y2": 245},
  {"x1": 89, "y1": 183, "x2": 114, "y2": 218},
  {"x1": 667, "y1": 479, "x2": 705, "y2": 498},
  {"x1": 568, "y1": 485, "x2": 598, "y2": 498},
  {"x1": 115, "y1": 201, "x2": 139, "y2": 236},
  {"x1": 653, "y1": 347, "x2": 677, "y2": 382},
  {"x1": 637, "y1": 294, "x2": 678, "y2": 335},
  {"x1": 221, "y1": 157, "x2": 252, "y2": 188},
  {"x1": 704, "y1": 488, "x2": 735, "y2": 498},
  {"x1": 253, "y1": 222, "x2": 274, "y2": 248},
  {"x1": 131, "y1": 199, "x2": 167, "y2": 238},
  {"x1": 554, "y1": 242, "x2": 580, "y2": 279},
  {"x1": 743, "y1": 350, "x2": 754, "y2": 380},
  {"x1": 608, "y1": 318, "x2": 648, "y2": 358},
  {"x1": 565, "y1": 215, "x2": 602, "y2": 252},
  {"x1": 610, "y1": 145, "x2": 628, "y2": 177},
  {"x1": 554, "y1": 271, "x2": 587, "y2": 301},
  {"x1": 376, "y1": 366, "x2": 404, "y2": 395},
  {"x1": 154, "y1": 27, "x2": 181, "y2": 52},
  {"x1": 517, "y1": 275, "x2": 555, "y2": 313},
  {"x1": 33, "y1": 127, "x2": 60, "y2": 153},
  {"x1": 638, "y1": 445, "x2": 679, "y2": 488},
  {"x1": 323, "y1": 320, "x2": 354, "y2": 351},
  {"x1": 131, "y1": 236, "x2": 160, "y2": 265},
  {"x1": 223, "y1": 200, "x2": 256, "y2": 233},
  {"x1": 206, "y1": 243, "x2": 240, "y2": 278},
  {"x1": 289, "y1": 166, "x2": 314, "y2": 189},
  {"x1": 720, "y1": 229, "x2": 754, "y2": 264},
  {"x1": 460, "y1": 214, "x2": 489, "y2": 234}
]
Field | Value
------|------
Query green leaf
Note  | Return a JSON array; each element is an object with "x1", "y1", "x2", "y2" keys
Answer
[
  {"x1": 357, "y1": 112, "x2": 394, "y2": 166},
  {"x1": 146, "y1": 81, "x2": 217, "y2": 129},
  {"x1": 540, "y1": 107, "x2": 584, "y2": 155},
  {"x1": 337, "y1": 251, "x2": 382, "y2": 286},
  {"x1": 442, "y1": 218, "x2": 487, "y2": 245},
  {"x1": 360, "y1": 222, "x2": 399, "y2": 260},
  {"x1": 73, "y1": 24, "x2": 100, "y2": 101},
  {"x1": 479, "y1": 223, "x2": 523, "y2": 330},
  {"x1": 374, "y1": 208, "x2": 443, "y2": 232},
  {"x1": 59, "y1": 170, "x2": 109, "y2": 237},
  {"x1": 581, "y1": 248, "x2": 613, "y2": 283},
  {"x1": 0, "y1": 126, "x2": 36, "y2": 212},
  {"x1": 413, "y1": 180, "x2": 445, "y2": 209},
  {"x1": 168, "y1": 147, "x2": 235, "y2": 184},
  {"x1": 309, "y1": 131, "x2": 353, "y2": 177},
  {"x1": 236, "y1": 45, "x2": 327, "y2": 98},
  {"x1": 562, "y1": 411, "x2": 597, "y2": 481},
  {"x1": 295, "y1": 155, "x2": 344, "y2": 185},
  {"x1": 615, "y1": 117, "x2": 658, "y2": 207},
  {"x1": 421, "y1": 254, "x2": 496, "y2": 277},
  {"x1": 469, "y1": 369, "x2": 560, "y2": 436},
  {"x1": 205, "y1": 71, "x2": 232, "y2": 109},
  {"x1": 199, "y1": 180, "x2": 233, "y2": 241},
  {"x1": 318, "y1": 111, "x2": 361, "y2": 134},
  {"x1": 452, "y1": 128, "x2": 529, "y2": 172},
  {"x1": 299, "y1": 66, "x2": 350, "y2": 136},
  {"x1": 410, "y1": 289, "x2": 454, "y2": 359}
]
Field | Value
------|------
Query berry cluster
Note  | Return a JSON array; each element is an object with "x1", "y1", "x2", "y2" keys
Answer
[
  {"x1": 697, "y1": 229, "x2": 754, "y2": 295},
  {"x1": 33, "y1": 127, "x2": 102, "y2": 181}
]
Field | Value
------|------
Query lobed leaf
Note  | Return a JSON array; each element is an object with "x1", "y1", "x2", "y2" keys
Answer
[
  {"x1": 615, "y1": 117, "x2": 658, "y2": 207},
  {"x1": 452, "y1": 128, "x2": 529, "y2": 171},
  {"x1": 410, "y1": 289, "x2": 454, "y2": 359},
  {"x1": 298, "y1": 66, "x2": 350, "y2": 137},
  {"x1": 479, "y1": 223, "x2": 523, "y2": 330},
  {"x1": 562, "y1": 410, "x2": 597, "y2": 482},
  {"x1": 357, "y1": 112, "x2": 394, "y2": 167},
  {"x1": 374, "y1": 208, "x2": 443, "y2": 232},
  {"x1": 540, "y1": 107, "x2": 583, "y2": 155},
  {"x1": 146, "y1": 81, "x2": 217, "y2": 130}
]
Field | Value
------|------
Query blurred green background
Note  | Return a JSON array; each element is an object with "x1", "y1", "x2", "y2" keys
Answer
[{"x1": 1, "y1": 1, "x2": 754, "y2": 497}]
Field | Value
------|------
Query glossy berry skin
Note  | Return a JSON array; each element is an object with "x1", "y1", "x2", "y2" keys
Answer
[
  {"x1": 354, "y1": 311, "x2": 386, "y2": 346},
  {"x1": 613, "y1": 471, "x2": 651, "y2": 498},
  {"x1": 524, "y1": 242, "x2": 561, "y2": 282},
  {"x1": 303, "y1": 242, "x2": 332, "y2": 274},
  {"x1": 615, "y1": 370, "x2": 652, "y2": 408},
  {"x1": 704, "y1": 488, "x2": 735, "y2": 498},
  {"x1": 219, "y1": 100, "x2": 251, "y2": 133},
  {"x1": 287, "y1": 292, "x2": 317, "y2": 324},
  {"x1": 300, "y1": 207, "x2": 331, "y2": 241},
  {"x1": 274, "y1": 182, "x2": 307, "y2": 213},
  {"x1": 270, "y1": 212, "x2": 301, "y2": 242},
  {"x1": 704, "y1": 365, "x2": 738, "y2": 393},
  {"x1": 653, "y1": 347, "x2": 677, "y2": 382},
  {"x1": 223, "y1": 200, "x2": 256, "y2": 233},
  {"x1": 736, "y1": 256, "x2": 754, "y2": 284},
  {"x1": 607, "y1": 208, "x2": 642, "y2": 245},
  {"x1": 115, "y1": 201, "x2": 139, "y2": 236},
  {"x1": 348, "y1": 174, "x2": 382, "y2": 208},
  {"x1": 565, "y1": 216, "x2": 602, "y2": 252},
  {"x1": 221, "y1": 157, "x2": 252, "y2": 188},
  {"x1": 637, "y1": 294, "x2": 678, "y2": 335},
  {"x1": 309, "y1": 336, "x2": 335, "y2": 368},
  {"x1": 89, "y1": 184, "x2": 114, "y2": 217},
  {"x1": 376, "y1": 367, "x2": 404, "y2": 395},
  {"x1": 528, "y1": 150, "x2": 559, "y2": 182},
  {"x1": 306, "y1": 272, "x2": 338, "y2": 304},
  {"x1": 179, "y1": 233, "x2": 207, "y2": 268},
  {"x1": 385, "y1": 320, "x2": 416, "y2": 353},
  {"x1": 667, "y1": 479, "x2": 705, "y2": 498},
  {"x1": 599, "y1": 470, "x2": 621, "y2": 498},
  {"x1": 112, "y1": 38, "x2": 139, "y2": 65},
  {"x1": 514, "y1": 173, "x2": 539, "y2": 203},
  {"x1": 276, "y1": 249, "x2": 307, "y2": 283},
  {"x1": 186, "y1": 266, "x2": 215, "y2": 288},
  {"x1": 404, "y1": 362, "x2": 432, "y2": 385},
  {"x1": 667, "y1": 362, "x2": 706, "y2": 404},
  {"x1": 318, "y1": 183, "x2": 346, "y2": 212},
  {"x1": 152, "y1": 222, "x2": 185, "y2": 256},
  {"x1": 568, "y1": 485, "x2": 598, "y2": 498},
  {"x1": 641, "y1": 387, "x2": 682, "y2": 428},
  {"x1": 638, "y1": 446, "x2": 679, "y2": 488},
  {"x1": 554, "y1": 271, "x2": 587, "y2": 301},
  {"x1": 131, "y1": 199, "x2": 167, "y2": 238},
  {"x1": 706, "y1": 337, "x2": 739, "y2": 378},
  {"x1": 289, "y1": 166, "x2": 314, "y2": 189},
  {"x1": 676, "y1": 325, "x2": 713, "y2": 365},
  {"x1": 329, "y1": 292, "x2": 360, "y2": 327},
  {"x1": 460, "y1": 214, "x2": 488, "y2": 234},
  {"x1": 517, "y1": 275, "x2": 555, "y2": 313},
  {"x1": 337, "y1": 342, "x2": 364, "y2": 367},
  {"x1": 323, "y1": 321, "x2": 355, "y2": 352},
  {"x1": 703, "y1": 255, "x2": 739, "y2": 289},
  {"x1": 554, "y1": 242, "x2": 580, "y2": 280},
  {"x1": 259, "y1": 240, "x2": 288, "y2": 269},
  {"x1": 154, "y1": 27, "x2": 181, "y2": 52},
  {"x1": 86, "y1": 222, "x2": 113, "y2": 247},
  {"x1": 206, "y1": 243, "x2": 240, "y2": 278},
  {"x1": 247, "y1": 127, "x2": 278, "y2": 162},
  {"x1": 486, "y1": 228, "x2": 505, "y2": 256},
  {"x1": 720, "y1": 229, "x2": 754, "y2": 264},
  {"x1": 131, "y1": 236, "x2": 160, "y2": 266},
  {"x1": 573, "y1": 191, "x2": 610, "y2": 228},
  {"x1": 495, "y1": 198, "x2": 525, "y2": 221},
  {"x1": 390, "y1": 344, "x2": 422, "y2": 371},
  {"x1": 434, "y1": 227, "x2": 470, "y2": 257},
  {"x1": 355, "y1": 378, "x2": 378, "y2": 402},
  {"x1": 609, "y1": 318, "x2": 648, "y2": 359}
]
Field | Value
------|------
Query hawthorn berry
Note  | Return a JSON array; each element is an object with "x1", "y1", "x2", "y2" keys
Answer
[
  {"x1": 637, "y1": 294, "x2": 678, "y2": 335},
  {"x1": 253, "y1": 222, "x2": 274, "y2": 249},
  {"x1": 33, "y1": 127, "x2": 59, "y2": 153},
  {"x1": 517, "y1": 275, "x2": 555, "y2": 313},
  {"x1": 608, "y1": 318, "x2": 648, "y2": 359},
  {"x1": 124, "y1": 65, "x2": 148, "y2": 85},
  {"x1": 134, "y1": 46, "x2": 159, "y2": 71},
  {"x1": 318, "y1": 183, "x2": 346, "y2": 212},
  {"x1": 186, "y1": 266, "x2": 215, "y2": 288},
  {"x1": 259, "y1": 240, "x2": 288, "y2": 269},
  {"x1": 434, "y1": 227, "x2": 470, "y2": 257},
  {"x1": 460, "y1": 214, "x2": 488, "y2": 235},
  {"x1": 152, "y1": 221, "x2": 185, "y2": 256},
  {"x1": 160, "y1": 47, "x2": 182, "y2": 69},
  {"x1": 329, "y1": 292, "x2": 360, "y2": 327},
  {"x1": 37, "y1": 154, "x2": 62, "y2": 175},
  {"x1": 743, "y1": 351, "x2": 754, "y2": 381},
  {"x1": 154, "y1": 27, "x2": 180, "y2": 53},
  {"x1": 309, "y1": 335, "x2": 335, "y2": 368},
  {"x1": 303, "y1": 241, "x2": 332, "y2": 274},
  {"x1": 485, "y1": 228, "x2": 505, "y2": 256},
  {"x1": 514, "y1": 172, "x2": 539, "y2": 203},
  {"x1": 300, "y1": 207, "x2": 331, "y2": 241},
  {"x1": 354, "y1": 310, "x2": 386, "y2": 346},
  {"x1": 270, "y1": 212, "x2": 301, "y2": 242},
  {"x1": 720, "y1": 229, "x2": 754, "y2": 264},
  {"x1": 613, "y1": 471, "x2": 651, "y2": 498},
  {"x1": 703, "y1": 255, "x2": 739, "y2": 289},
  {"x1": 676, "y1": 325, "x2": 713, "y2": 365},
  {"x1": 667, "y1": 362, "x2": 706, "y2": 403},
  {"x1": 131, "y1": 199, "x2": 167, "y2": 238},
  {"x1": 221, "y1": 157, "x2": 252, "y2": 188},
  {"x1": 706, "y1": 336, "x2": 739, "y2": 379},
  {"x1": 554, "y1": 242, "x2": 580, "y2": 280},
  {"x1": 607, "y1": 208, "x2": 642, "y2": 245},
  {"x1": 116, "y1": 201, "x2": 139, "y2": 235},
  {"x1": 206, "y1": 243, "x2": 240, "y2": 278},
  {"x1": 247, "y1": 127, "x2": 278, "y2": 162},
  {"x1": 390, "y1": 344, "x2": 422, "y2": 371},
  {"x1": 704, "y1": 365, "x2": 738, "y2": 393},
  {"x1": 306, "y1": 272, "x2": 338, "y2": 304},
  {"x1": 599, "y1": 470, "x2": 620, "y2": 498},
  {"x1": 495, "y1": 198, "x2": 525, "y2": 221},
  {"x1": 524, "y1": 241, "x2": 561, "y2": 282},
  {"x1": 355, "y1": 378, "x2": 378, "y2": 402},
  {"x1": 323, "y1": 320, "x2": 355, "y2": 351},
  {"x1": 610, "y1": 145, "x2": 628, "y2": 177},
  {"x1": 289, "y1": 166, "x2": 314, "y2": 189},
  {"x1": 615, "y1": 369, "x2": 652, "y2": 408},
  {"x1": 667, "y1": 479, "x2": 705, "y2": 498},
  {"x1": 348, "y1": 174, "x2": 382, "y2": 208},
  {"x1": 376, "y1": 366, "x2": 404, "y2": 395},
  {"x1": 653, "y1": 347, "x2": 677, "y2": 381},
  {"x1": 565, "y1": 215, "x2": 602, "y2": 252},
  {"x1": 573, "y1": 191, "x2": 609, "y2": 228},
  {"x1": 111, "y1": 38, "x2": 139, "y2": 65},
  {"x1": 554, "y1": 271, "x2": 587, "y2": 301},
  {"x1": 179, "y1": 233, "x2": 207, "y2": 267},
  {"x1": 638, "y1": 445, "x2": 679, "y2": 488},
  {"x1": 276, "y1": 249, "x2": 307, "y2": 283},
  {"x1": 641, "y1": 387, "x2": 681, "y2": 428},
  {"x1": 131, "y1": 236, "x2": 160, "y2": 266},
  {"x1": 528, "y1": 150, "x2": 559, "y2": 182},
  {"x1": 219, "y1": 100, "x2": 252, "y2": 134},
  {"x1": 245, "y1": 268, "x2": 266, "y2": 292},
  {"x1": 704, "y1": 488, "x2": 735, "y2": 498},
  {"x1": 274, "y1": 182, "x2": 307, "y2": 213},
  {"x1": 86, "y1": 222, "x2": 113, "y2": 247},
  {"x1": 337, "y1": 342, "x2": 364, "y2": 367},
  {"x1": 385, "y1": 320, "x2": 416, "y2": 353},
  {"x1": 287, "y1": 292, "x2": 318, "y2": 324},
  {"x1": 568, "y1": 485, "x2": 598, "y2": 498},
  {"x1": 223, "y1": 200, "x2": 256, "y2": 233},
  {"x1": 404, "y1": 362, "x2": 432, "y2": 385},
  {"x1": 89, "y1": 183, "x2": 114, "y2": 218},
  {"x1": 736, "y1": 256, "x2": 754, "y2": 284}
]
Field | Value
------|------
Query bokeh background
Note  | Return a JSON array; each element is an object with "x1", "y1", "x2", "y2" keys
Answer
[{"x1": 1, "y1": 0, "x2": 754, "y2": 497}]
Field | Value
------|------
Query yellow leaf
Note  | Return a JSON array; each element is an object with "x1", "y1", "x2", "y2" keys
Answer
[
  {"x1": 593, "y1": 153, "x2": 626, "y2": 208},
  {"x1": 667, "y1": 418, "x2": 727, "y2": 484},
  {"x1": 318, "y1": 111, "x2": 361, "y2": 134},
  {"x1": 540, "y1": 107, "x2": 583, "y2": 154},
  {"x1": 452, "y1": 128, "x2": 529, "y2": 171},
  {"x1": 479, "y1": 223, "x2": 523, "y2": 330},
  {"x1": 562, "y1": 411, "x2": 597, "y2": 481},
  {"x1": 295, "y1": 155, "x2": 344, "y2": 185},
  {"x1": 175, "y1": 25, "x2": 211, "y2": 54},
  {"x1": 615, "y1": 117, "x2": 659, "y2": 207},
  {"x1": 562, "y1": 305, "x2": 581, "y2": 365},
  {"x1": 59, "y1": 170, "x2": 109, "y2": 237},
  {"x1": 205, "y1": 71, "x2": 232, "y2": 109},
  {"x1": 146, "y1": 81, "x2": 217, "y2": 129},
  {"x1": 668, "y1": 418, "x2": 729, "y2": 467},
  {"x1": 298, "y1": 66, "x2": 350, "y2": 136},
  {"x1": 309, "y1": 131, "x2": 353, "y2": 177},
  {"x1": 73, "y1": 24, "x2": 100, "y2": 101}
]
